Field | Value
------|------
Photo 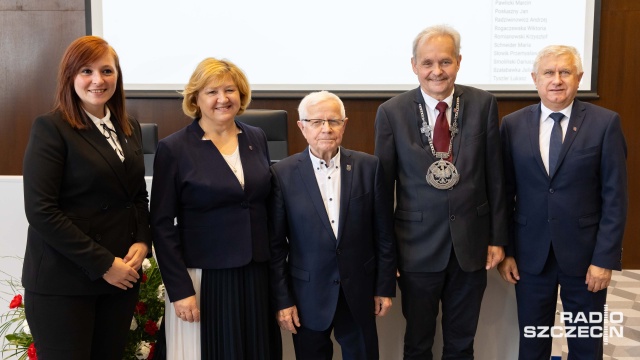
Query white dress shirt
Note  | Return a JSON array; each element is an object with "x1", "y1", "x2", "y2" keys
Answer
[
  {"x1": 539, "y1": 103, "x2": 572, "y2": 175},
  {"x1": 85, "y1": 107, "x2": 125, "y2": 162},
  {"x1": 309, "y1": 148, "x2": 341, "y2": 238},
  {"x1": 420, "y1": 87, "x2": 455, "y2": 136}
]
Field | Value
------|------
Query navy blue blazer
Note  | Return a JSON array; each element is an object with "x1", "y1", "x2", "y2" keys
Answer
[
  {"x1": 500, "y1": 100, "x2": 628, "y2": 276},
  {"x1": 269, "y1": 147, "x2": 396, "y2": 331},
  {"x1": 374, "y1": 85, "x2": 508, "y2": 273},
  {"x1": 22, "y1": 111, "x2": 151, "y2": 295},
  {"x1": 151, "y1": 119, "x2": 272, "y2": 302}
]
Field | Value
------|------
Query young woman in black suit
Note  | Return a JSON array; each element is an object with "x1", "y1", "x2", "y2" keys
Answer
[{"x1": 22, "y1": 36, "x2": 151, "y2": 360}]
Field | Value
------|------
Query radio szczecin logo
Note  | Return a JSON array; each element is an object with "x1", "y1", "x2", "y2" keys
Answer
[{"x1": 523, "y1": 305, "x2": 623, "y2": 345}]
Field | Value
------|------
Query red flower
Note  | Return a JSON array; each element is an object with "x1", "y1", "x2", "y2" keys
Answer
[
  {"x1": 135, "y1": 301, "x2": 147, "y2": 315},
  {"x1": 141, "y1": 274, "x2": 148, "y2": 283},
  {"x1": 27, "y1": 343, "x2": 37, "y2": 359},
  {"x1": 148, "y1": 342, "x2": 156, "y2": 359},
  {"x1": 9, "y1": 294, "x2": 22, "y2": 309},
  {"x1": 144, "y1": 320, "x2": 158, "y2": 336}
]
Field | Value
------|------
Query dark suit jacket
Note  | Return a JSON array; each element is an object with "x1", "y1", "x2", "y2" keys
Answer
[
  {"x1": 269, "y1": 147, "x2": 396, "y2": 331},
  {"x1": 374, "y1": 85, "x2": 508, "y2": 273},
  {"x1": 22, "y1": 111, "x2": 151, "y2": 295},
  {"x1": 500, "y1": 100, "x2": 628, "y2": 276},
  {"x1": 151, "y1": 119, "x2": 272, "y2": 302}
]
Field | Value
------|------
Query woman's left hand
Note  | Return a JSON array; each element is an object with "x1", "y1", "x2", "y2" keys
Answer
[{"x1": 123, "y1": 242, "x2": 149, "y2": 271}]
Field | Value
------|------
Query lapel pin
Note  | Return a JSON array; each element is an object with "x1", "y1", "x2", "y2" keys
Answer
[
  {"x1": 573, "y1": 127, "x2": 577, "y2": 132},
  {"x1": 346, "y1": 165, "x2": 352, "y2": 171},
  {"x1": 249, "y1": 145, "x2": 253, "y2": 150}
]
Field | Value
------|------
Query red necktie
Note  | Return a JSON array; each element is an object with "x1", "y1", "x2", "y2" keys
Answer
[{"x1": 433, "y1": 101, "x2": 451, "y2": 160}]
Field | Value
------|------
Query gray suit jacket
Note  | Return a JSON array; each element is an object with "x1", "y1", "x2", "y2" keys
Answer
[{"x1": 374, "y1": 85, "x2": 508, "y2": 272}]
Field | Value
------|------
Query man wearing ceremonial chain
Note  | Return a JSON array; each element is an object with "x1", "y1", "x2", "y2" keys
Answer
[{"x1": 374, "y1": 24, "x2": 508, "y2": 359}]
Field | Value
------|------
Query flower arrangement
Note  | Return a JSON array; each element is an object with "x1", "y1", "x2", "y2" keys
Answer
[
  {"x1": 0, "y1": 283, "x2": 35, "y2": 360},
  {"x1": 123, "y1": 257, "x2": 165, "y2": 360},
  {"x1": 1, "y1": 258, "x2": 165, "y2": 360}
]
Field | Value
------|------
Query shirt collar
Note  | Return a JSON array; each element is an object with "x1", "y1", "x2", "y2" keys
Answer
[
  {"x1": 84, "y1": 107, "x2": 112, "y2": 127},
  {"x1": 309, "y1": 147, "x2": 341, "y2": 170},
  {"x1": 420, "y1": 87, "x2": 455, "y2": 111},
  {"x1": 540, "y1": 102, "x2": 573, "y2": 123}
]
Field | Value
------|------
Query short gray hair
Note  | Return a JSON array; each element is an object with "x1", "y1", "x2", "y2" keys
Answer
[
  {"x1": 412, "y1": 24, "x2": 461, "y2": 59},
  {"x1": 532, "y1": 45, "x2": 583, "y2": 74},
  {"x1": 298, "y1": 91, "x2": 346, "y2": 120}
]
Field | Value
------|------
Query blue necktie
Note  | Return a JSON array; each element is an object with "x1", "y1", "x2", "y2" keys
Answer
[{"x1": 548, "y1": 112, "x2": 564, "y2": 177}]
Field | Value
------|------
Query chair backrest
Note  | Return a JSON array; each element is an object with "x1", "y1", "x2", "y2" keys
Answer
[
  {"x1": 236, "y1": 109, "x2": 288, "y2": 163},
  {"x1": 140, "y1": 123, "x2": 158, "y2": 176}
]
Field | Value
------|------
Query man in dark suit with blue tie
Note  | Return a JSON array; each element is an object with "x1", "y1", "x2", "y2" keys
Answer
[
  {"x1": 498, "y1": 45, "x2": 628, "y2": 359},
  {"x1": 374, "y1": 25, "x2": 508, "y2": 359},
  {"x1": 270, "y1": 91, "x2": 396, "y2": 360}
]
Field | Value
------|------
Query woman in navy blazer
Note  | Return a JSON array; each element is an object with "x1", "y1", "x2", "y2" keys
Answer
[
  {"x1": 151, "y1": 58, "x2": 281, "y2": 359},
  {"x1": 22, "y1": 36, "x2": 151, "y2": 359}
]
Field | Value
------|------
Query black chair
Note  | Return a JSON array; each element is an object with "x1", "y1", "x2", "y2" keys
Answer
[
  {"x1": 140, "y1": 123, "x2": 158, "y2": 176},
  {"x1": 236, "y1": 109, "x2": 288, "y2": 163}
]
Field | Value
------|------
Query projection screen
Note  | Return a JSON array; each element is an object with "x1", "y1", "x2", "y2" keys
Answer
[{"x1": 88, "y1": 0, "x2": 600, "y2": 97}]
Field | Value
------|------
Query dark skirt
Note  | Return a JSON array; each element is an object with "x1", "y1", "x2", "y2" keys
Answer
[{"x1": 201, "y1": 261, "x2": 282, "y2": 360}]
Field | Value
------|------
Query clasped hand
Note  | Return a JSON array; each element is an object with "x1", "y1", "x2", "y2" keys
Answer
[{"x1": 102, "y1": 242, "x2": 148, "y2": 290}]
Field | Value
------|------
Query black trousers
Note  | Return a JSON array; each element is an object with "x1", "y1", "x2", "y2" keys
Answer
[
  {"x1": 292, "y1": 289, "x2": 379, "y2": 360},
  {"x1": 399, "y1": 250, "x2": 487, "y2": 360},
  {"x1": 24, "y1": 288, "x2": 138, "y2": 360}
]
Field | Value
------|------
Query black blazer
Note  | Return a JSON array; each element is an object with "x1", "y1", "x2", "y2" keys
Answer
[
  {"x1": 374, "y1": 85, "x2": 508, "y2": 272},
  {"x1": 269, "y1": 148, "x2": 396, "y2": 331},
  {"x1": 22, "y1": 111, "x2": 151, "y2": 295},
  {"x1": 151, "y1": 119, "x2": 272, "y2": 302}
]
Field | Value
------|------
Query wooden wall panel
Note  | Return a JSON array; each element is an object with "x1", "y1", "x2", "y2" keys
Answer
[
  {"x1": 596, "y1": 0, "x2": 640, "y2": 268},
  {"x1": 1, "y1": 0, "x2": 638, "y2": 267},
  {"x1": 0, "y1": 0, "x2": 85, "y2": 174}
]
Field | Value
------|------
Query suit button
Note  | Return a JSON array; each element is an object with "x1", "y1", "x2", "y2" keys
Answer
[
  {"x1": 450, "y1": 215, "x2": 455, "y2": 221},
  {"x1": 333, "y1": 279, "x2": 340, "y2": 284},
  {"x1": 95, "y1": 234, "x2": 102, "y2": 242},
  {"x1": 336, "y1": 248, "x2": 342, "y2": 255},
  {"x1": 101, "y1": 203, "x2": 109, "y2": 210},
  {"x1": 549, "y1": 188, "x2": 554, "y2": 194},
  {"x1": 241, "y1": 201, "x2": 249, "y2": 208},
  {"x1": 125, "y1": 202, "x2": 133, "y2": 208}
]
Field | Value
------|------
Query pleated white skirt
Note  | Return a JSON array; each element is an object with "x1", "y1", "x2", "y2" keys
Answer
[{"x1": 164, "y1": 268, "x2": 202, "y2": 360}]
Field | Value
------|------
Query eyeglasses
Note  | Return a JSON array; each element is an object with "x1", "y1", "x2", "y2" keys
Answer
[{"x1": 300, "y1": 119, "x2": 345, "y2": 129}]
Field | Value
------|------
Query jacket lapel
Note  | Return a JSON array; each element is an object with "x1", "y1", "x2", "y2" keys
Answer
[
  {"x1": 413, "y1": 88, "x2": 437, "y2": 159},
  {"x1": 113, "y1": 118, "x2": 136, "y2": 176},
  {"x1": 296, "y1": 149, "x2": 337, "y2": 242},
  {"x1": 336, "y1": 147, "x2": 353, "y2": 244},
  {"x1": 451, "y1": 86, "x2": 463, "y2": 165},
  {"x1": 527, "y1": 104, "x2": 548, "y2": 177},
  {"x1": 236, "y1": 125, "x2": 253, "y2": 193},
  {"x1": 552, "y1": 100, "x2": 586, "y2": 179},
  {"x1": 78, "y1": 119, "x2": 130, "y2": 194}
]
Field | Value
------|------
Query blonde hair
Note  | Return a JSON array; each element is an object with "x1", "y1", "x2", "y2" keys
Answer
[{"x1": 181, "y1": 58, "x2": 251, "y2": 118}]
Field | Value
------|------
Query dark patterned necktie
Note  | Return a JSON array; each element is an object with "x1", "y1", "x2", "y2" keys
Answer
[
  {"x1": 548, "y1": 112, "x2": 564, "y2": 177},
  {"x1": 433, "y1": 101, "x2": 451, "y2": 160}
]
